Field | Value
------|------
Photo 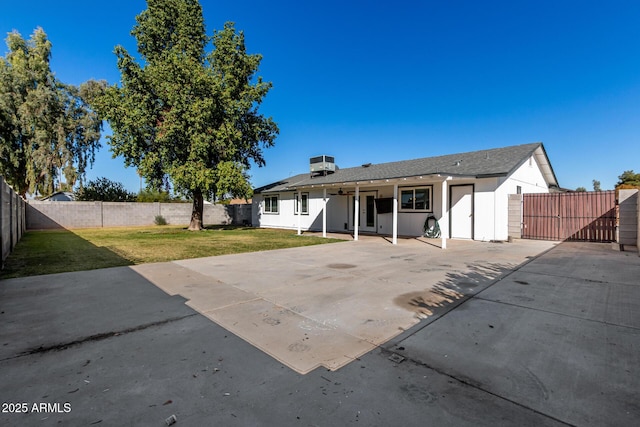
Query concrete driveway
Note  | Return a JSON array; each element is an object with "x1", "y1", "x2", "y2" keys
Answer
[{"x1": 1, "y1": 237, "x2": 639, "y2": 426}]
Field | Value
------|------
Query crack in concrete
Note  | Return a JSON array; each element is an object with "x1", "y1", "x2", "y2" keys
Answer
[{"x1": 1, "y1": 314, "x2": 197, "y2": 362}]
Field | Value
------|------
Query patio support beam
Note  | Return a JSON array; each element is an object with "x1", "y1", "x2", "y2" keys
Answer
[
  {"x1": 297, "y1": 189, "x2": 302, "y2": 236},
  {"x1": 441, "y1": 178, "x2": 448, "y2": 249},
  {"x1": 392, "y1": 184, "x2": 398, "y2": 245},
  {"x1": 322, "y1": 188, "x2": 327, "y2": 238},
  {"x1": 354, "y1": 186, "x2": 360, "y2": 241}
]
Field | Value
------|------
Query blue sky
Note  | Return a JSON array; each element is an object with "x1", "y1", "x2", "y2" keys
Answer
[{"x1": 2, "y1": 0, "x2": 639, "y2": 192}]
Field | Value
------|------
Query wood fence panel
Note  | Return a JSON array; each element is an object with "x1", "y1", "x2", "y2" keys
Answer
[{"x1": 523, "y1": 191, "x2": 616, "y2": 242}]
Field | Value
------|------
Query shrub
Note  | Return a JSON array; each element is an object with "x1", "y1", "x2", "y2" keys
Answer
[{"x1": 154, "y1": 215, "x2": 168, "y2": 226}]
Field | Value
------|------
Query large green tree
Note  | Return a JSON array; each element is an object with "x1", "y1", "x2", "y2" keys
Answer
[
  {"x1": 91, "y1": 0, "x2": 278, "y2": 230},
  {"x1": 616, "y1": 170, "x2": 640, "y2": 187},
  {"x1": 0, "y1": 28, "x2": 102, "y2": 196}
]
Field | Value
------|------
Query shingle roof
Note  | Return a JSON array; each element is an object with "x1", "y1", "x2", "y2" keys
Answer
[{"x1": 255, "y1": 142, "x2": 558, "y2": 193}]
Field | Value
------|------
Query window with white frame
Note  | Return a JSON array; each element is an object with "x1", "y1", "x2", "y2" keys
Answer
[
  {"x1": 264, "y1": 195, "x2": 279, "y2": 214},
  {"x1": 399, "y1": 186, "x2": 432, "y2": 211},
  {"x1": 294, "y1": 192, "x2": 309, "y2": 215}
]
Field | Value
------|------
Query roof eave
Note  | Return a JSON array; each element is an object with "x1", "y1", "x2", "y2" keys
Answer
[
  {"x1": 534, "y1": 143, "x2": 560, "y2": 188},
  {"x1": 474, "y1": 173, "x2": 509, "y2": 179}
]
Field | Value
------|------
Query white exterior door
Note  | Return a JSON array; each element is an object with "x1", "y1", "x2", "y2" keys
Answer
[
  {"x1": 450, "y1": 185, "x2": 473, "y2": 239},
  {"x1": 351, "y1": 192, "x2": 377, "y2": 233}
]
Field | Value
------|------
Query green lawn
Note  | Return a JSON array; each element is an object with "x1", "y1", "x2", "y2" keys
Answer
[{"x1": 1, "y1": 226, "x2": 345, "y2": 279}]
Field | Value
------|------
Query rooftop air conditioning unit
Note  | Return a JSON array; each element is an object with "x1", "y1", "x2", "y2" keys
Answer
[{"x1": 310, "y1": 155, "x2": 335, "y2": 176}]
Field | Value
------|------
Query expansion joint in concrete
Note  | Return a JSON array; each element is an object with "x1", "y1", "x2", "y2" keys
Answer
[{"x1": 473, "y1": 296, "x2": 640, "y2": 332}]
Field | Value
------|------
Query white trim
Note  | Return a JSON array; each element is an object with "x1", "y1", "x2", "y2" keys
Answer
[
  {"x1": 264, "y1": 195, "x2": 279, "y2": 214},
  {"x1": 294, "y1": 192, "x2": 309, "y2": 215},
  {"x1": 398, "y1": 185, "x2": 433, "y2": 212},
  {"x1": 450, "y1": 184, "x2": 474, "y2": 239}
]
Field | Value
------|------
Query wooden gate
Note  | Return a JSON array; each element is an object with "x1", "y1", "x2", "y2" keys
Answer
[{"x1": 522, "y1": 191, "x2": 616, "y2": 242}]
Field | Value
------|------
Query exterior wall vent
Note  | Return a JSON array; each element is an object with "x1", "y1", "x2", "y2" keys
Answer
[{"x1": 310, "y1": 155, "x2": 336, "y2": 177}]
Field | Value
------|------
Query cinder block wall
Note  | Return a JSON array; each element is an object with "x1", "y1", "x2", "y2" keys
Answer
[
  {"x1": 618, "y1": 189, "x2": 638, "y2": 247},
  {"x1": 159, "y1": 203, "x2": 191, "y2": 225},
  {"x1": 103, "y1": 202, "x2": 160, "y2": 227},
  {"x1": 203, "y1": 204, "x2": 233, "y2": 225},
  {"x1": 27, "y1": 201, "x2": 102, "y2": 229},
  {"x1": 1, "y1": 177, "x2": 26, "y2": 265},
  {"x1": 26, "y1": 201, "x2": 248, "y2": 229}
]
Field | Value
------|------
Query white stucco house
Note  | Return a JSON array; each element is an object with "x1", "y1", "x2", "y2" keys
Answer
[{"x1": 252, "y1": 143, "x2": 558, "y2": 247}]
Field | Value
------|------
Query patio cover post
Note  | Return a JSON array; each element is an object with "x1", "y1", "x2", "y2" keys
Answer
[
  {"x1": 354, "y1": 186, "x2": 359, "y2": 241},
  {"x1": 441, "y1": 178, "x2": 448, "y2": 249},
  {"x1": 322, "y1": 188, "x2": 327, "y2": 238},
  {"x1": 392, "y1": 184, "x2": 398, "y2": 245},
  {"x1": 297, "y1": 189, "x2": 302, "y2": 236}
]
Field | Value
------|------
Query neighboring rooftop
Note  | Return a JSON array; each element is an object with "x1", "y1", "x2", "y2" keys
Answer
[
  {"x1": 39, "y1": 191, "x2": 75, "y2": 201},
  {"x1": 255, "y1": 142, "x2": 558, "y2": 193}
]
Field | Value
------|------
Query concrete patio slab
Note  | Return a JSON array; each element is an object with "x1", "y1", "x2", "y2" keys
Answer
[
  {"x1": 131, "y1": 263, "x2": 260, "y2": 312},
  {"x1": 201, "y1": 298, "x2": 376, "y2": 373},
  {"x1": 132, "y1": 238, "x2": 555, "y2": 374}
]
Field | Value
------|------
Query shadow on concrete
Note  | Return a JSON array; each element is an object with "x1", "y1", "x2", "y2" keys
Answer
[
  {"x1": 393, "y1": 262, "x2": 513, "y2": 318},
  {"x1": 0, "y1": 261, "x2": 193, "y2": 362},
  {"x1": 413, "y1": 237, "x2": 444, "y2": 249}
]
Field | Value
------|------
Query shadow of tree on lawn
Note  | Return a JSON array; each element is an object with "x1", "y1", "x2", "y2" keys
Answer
[{"x1": 1, "y1": 228, "x2": 133, "y2": 279}]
